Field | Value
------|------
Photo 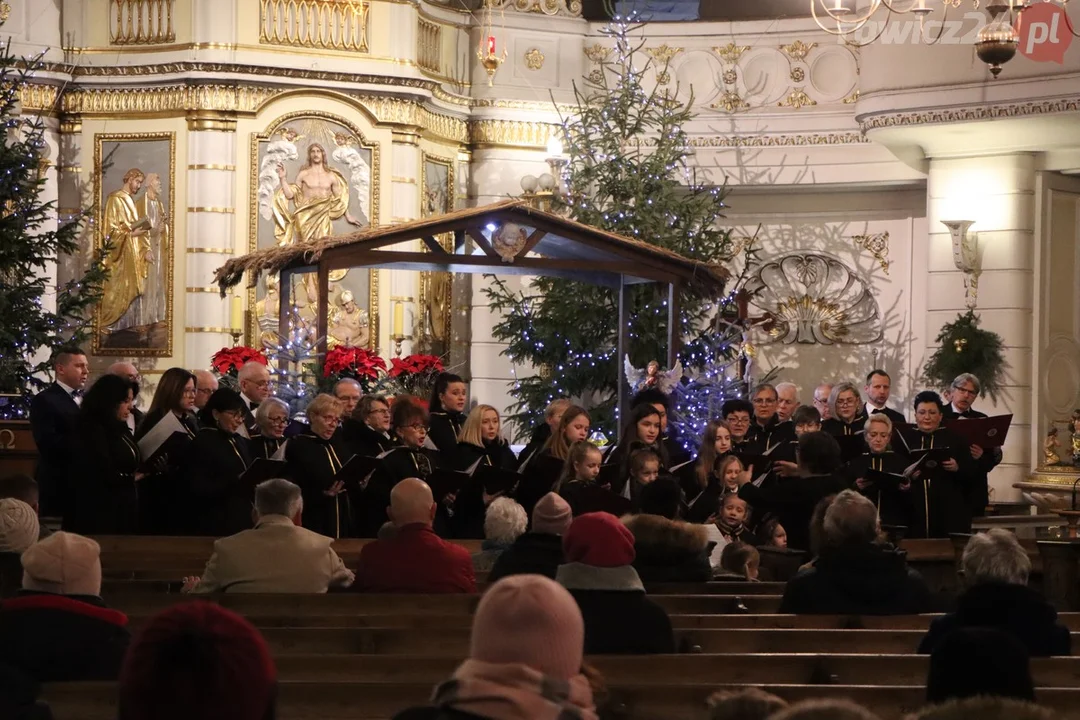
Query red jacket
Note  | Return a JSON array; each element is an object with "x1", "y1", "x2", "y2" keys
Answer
[{"x1": 356, "y1": 524, "x2": 477, "y2": 594}]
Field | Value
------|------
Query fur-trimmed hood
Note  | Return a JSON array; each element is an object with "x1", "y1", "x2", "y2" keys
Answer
[{"x1": 621, "y1": 513, "x2": 710, "y2": 555}]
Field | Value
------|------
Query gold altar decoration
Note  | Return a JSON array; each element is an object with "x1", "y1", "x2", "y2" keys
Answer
[
  {"x1": 780, "y1": 40, "x2": 817, "y2": 62},
  {"x1": 476, "y1": 0, "x2": 508, "y2": 86},
  {"x1": 583, "y1": 44, "x2": 611, "y2": 63},
  {"x1": 524, "y1": 47, "x2": 545, "y2": 70},
  {"x1": 714, "y1": 42, "x2": 749, "y2": 64},
  {"x1": 492, "y1": 0, "x2": 582, "y2": 16},
  {"x1": 851, "y1": 231, "x2": 891, "y2": 276},
  {"x1": 417, "y1": 18, "x2": 442, "y2": 74},
  {"x1": 110, "y1": 0, "x2": 176, "y2": 45},
  {"x1": 645, "y1": 44, "x2": 682, "y2": 65},
  {"x1": 259, "y1": 0, "x2": 369, "y2": 53},
  {"x1": 418, "y1": 154, "x2": 455, "y2": 356},
  {"x1": 779, "y1": 89, "x2": 817, "y2": 110}
]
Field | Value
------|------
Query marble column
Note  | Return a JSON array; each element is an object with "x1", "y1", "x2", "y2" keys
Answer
[
  {"x1": 924, "y1": 153, "x2": 1037, "y2": 501},
  {"x1": 184, "y1": 120, "x2": 238, "y2": 370}
]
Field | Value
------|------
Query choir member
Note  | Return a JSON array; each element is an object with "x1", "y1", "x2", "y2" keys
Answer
[
  {"x1": 517, "y1": 405, "x2": 591, "y2": 519},
  {"x1": 427, "y1": 372, "x2": 468, "y2": 458},
  {"x1": 813, "y1": 383, "x2": 833, "y2": 420},
  {"x1": 842, "y1": 413, "x2": 912, "y2": 529},
  {"x1": 680, "y1": 419, "x2": 733, "y2": 523},
  {"x1": 333, "y1": 378, "x2": 362, "y2": 418},
  {"x1": 107, "y1": 362, "x2": 145, "y2": 433},
  {"x1": 776, "y1": 382, "x2": 800, "y2": 423},
  {"x1": 455, "y1": 405, "x2": 518, "y2": 471},
  {"x1": 187, "y1": 389, "x2": 255, "y2": 537},
  {"x1": 721, "y1": 399, "x2": 755, "y2": 450},
  {"x1": 822, "y1": 382, "x2": 868, "y2": 437},
  {"x1": 943, "y1": 373, "x2": 1002, "y2": 518},
  {"x1": 237, "y1": 361, "x2": 272, "y2": 439},
  {"x1": 285, "y1": 393, "x2": 354, "y2": 539},
  {"x1": 603, "y1": 404, "x2": 668, "y2": 496},
  {"x1": 538, "y1": 405, "x2": 591, "y2": 463},
  {"x1": 902, "y1": 390, "x2": 975, "y2": 538},
  {"x1": 135, "y1": 367, "x2": 198, "y2": 534},
  {"x1": 631, "y1": 388, "x2": 691, "y2": 466},
  {"x1": 625, "y1": 447, "x2": 662, "y2": 511},
  {"x1": 340, "y1": 394, "x2": 397, "y2": 459},
  {"x1": 554, "y1": 441, "x2": 604, "y2": 517},
  {"x1": 192, "y1": 369, "x2": 218, "y2": 411},
  {"x1": 252, "y1": 397, "x2": 290, "y2": 459},
  {"x1": 748, "y1": 383, "x2": 782, "y2": 444},
  {"x1": 30, "y1": 345, "x2": 89, "y2": 519},
  {"x1": 380, "y1": 399, "x2": 442, "y2": 486},
  {"x1": 516, "y1": 399, "x2": 570, "y2": 471},
  {"x1": 69, "y1": 374, "x2": 143, "y2": 535},
  {"x1": 864, "y1": 369, "x2": 906, "y2": 424}
]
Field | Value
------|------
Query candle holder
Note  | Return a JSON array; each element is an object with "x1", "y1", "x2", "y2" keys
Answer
[{"x1": 391, "y1": 333, "x2": 410, "y2": 358}]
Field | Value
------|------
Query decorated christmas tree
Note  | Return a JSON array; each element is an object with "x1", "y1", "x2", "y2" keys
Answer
[
  {"x1": 0, "y1": 37, "x2": 107, "y2": 417},
  {"x1": 483, "y1": 12, "x2": 739, "y2": 439}
]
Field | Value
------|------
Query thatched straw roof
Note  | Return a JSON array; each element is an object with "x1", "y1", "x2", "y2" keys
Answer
[{"x1": 213, "y1": 199, "x2": 729, "y2": 294}]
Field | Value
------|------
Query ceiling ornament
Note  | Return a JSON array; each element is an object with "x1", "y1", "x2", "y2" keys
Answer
[
  {"x1": 745, "y1": 253, "x2": 883, "y2": 346},
  {"x1": 851, "y1": 231, "x2": 891, "y2": 275},
  {"x1": 493, "y1": 0, "x2": 582, "y2": 16}
]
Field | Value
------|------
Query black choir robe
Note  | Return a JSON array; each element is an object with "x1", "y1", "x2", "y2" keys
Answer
[
  {"x1": 676, "y1": 457, "x2": 733, "y2": 524},
  {"x1": 603, "y1": 440, "x2": 668, "y2": 497},
  {"x1": 942, "y1": 406, "x2": 1001, "y2": 517},
  {"x1": 357, "y1": 445, "x2": 443, "y2": 537},
  {"x1": 251, "y1": 435, "x2": 286, "y2": 460},
  {"x1": 285, "y1": 433, "x2": 355, "y2": 539},
  {"x1": 900, "y1": 427, "x2": 975, "y2": 539},
  {"x1": 841, "y1": 450, "x2": 913, "y2": 529},
  {"x1": 737, "y1": 472, "x2": 849, "y2": 552},
  {"x1": 339, "y1": 419, "x2": 397, "y2": 459},
  {"x1": 428, "y1": 410, "x2": 467, "y2": 458},
  {"x1": 185, "y1": 428, "x2": 254, "y2": 537},
  {"x1": 133, "y1": 410, "x2": 198, "y2": 535},
  {"x1": 869, "y1": 405, "x2": 907, "y2": 425},
  {"x1": 822, "y1": 413, "x2": 869, "y2": 438},
  {"x1": 516, "y1": 424, "x2": 551, "y2": 471},
  {"x1": 450, "y1": 440, "x2": 519, "y2": 539},
  {"x1": 69, "y1": 418, "x2": 141, "y2": 535},
  {"x1": 747, "y1": 414, "x2": 790, "y2": 449},
  {"x1": 515, "y1": 448, "x2": 564, "y2": 522}
]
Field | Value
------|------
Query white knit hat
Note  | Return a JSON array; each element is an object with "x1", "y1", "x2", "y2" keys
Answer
[
  {"x1": 22, "y1": 531, "x2": 103, "y2": 597},
  {"x1": 0, "y1": 498, "x2": 39, "y2": 553}
]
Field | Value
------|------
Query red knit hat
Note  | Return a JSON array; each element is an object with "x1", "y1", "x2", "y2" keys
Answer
[
  {"x1": 563, "y1": 512, "x2": 636, "y2": 567},
  {"x1": 118, "y1": 602, "x2": 277, "y2": 720}
]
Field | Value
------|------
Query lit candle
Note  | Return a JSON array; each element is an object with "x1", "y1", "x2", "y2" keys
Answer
[
  {"x1": 231, "y1": 295, "x2": 243, "y2": 330},
  {"x1": 487, "y1": 35, "x2": 495, "y2": 56},
  {"x1": 393, "y1": 302, "x2": 405, "y2": 337}
]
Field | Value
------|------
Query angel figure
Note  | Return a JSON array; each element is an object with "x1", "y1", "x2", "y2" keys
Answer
[
  {"x1": 624, "y1": 356, "x2": 682, "y2": 394},
  {"x1": 1072, "y1": 410, "x2": 1080, "y2": 467},
  {"x1": 331, "y1": 132, "x2": 371, "y2": 227},
  {"x1": 258, "y1": 127, "x2": 301, "y2": 221},
  {"x1": 1044, "y1": 426, "x2": 1061, "y2": 467}
]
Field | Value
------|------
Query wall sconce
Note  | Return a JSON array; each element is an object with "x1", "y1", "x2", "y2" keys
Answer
[{"x1": 942, "y1": 219, "x2": 980, "y2": 309}]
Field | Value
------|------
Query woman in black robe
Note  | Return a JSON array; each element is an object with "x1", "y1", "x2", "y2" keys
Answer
[
  {"x1": 251, "y1": 397, "x2": 290, "y2": 460},
  {"x1": 186, "y1": 389, "x2": 254, "y2": 537},
  {"x1": 340, "y1": 394, "x2": 397, "y2": 459},
  {"x1": 426, "y1": 373, "x2": 468, "y2": 461},
  {"x1": 602, "y1": 404, "x2": 668, "y2": 498},
  {"x1": 134, "y1": 367, "x2": 198, "y2": 534},
  {"x1": 841, "y1": 413, "x2": 912, "y2": 530},
  {"x1": 451, "y1": 405, "x2": 518, "y2": 539},
  {"x1": 285, "y1": 393, "x2": 355, "y2": 539},
  {"x1": 68, "y1": 375, "x2": 142, "y2": 535},
  {"x1": 678, "y1": 419, "x2": 733, "y2": 523}
]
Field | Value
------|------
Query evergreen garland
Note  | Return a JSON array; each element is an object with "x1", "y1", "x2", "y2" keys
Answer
[{"x1": 921, "y1": 310, "x2": 1009, "y2": 402}]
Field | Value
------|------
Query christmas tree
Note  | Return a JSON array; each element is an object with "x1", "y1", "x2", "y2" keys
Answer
[
  {"x1": 0, "y1": 38, "x2": 108, "y2": 416},
  {"x1": 483, "y1": 12, "x2": 738, "y2": 439}
]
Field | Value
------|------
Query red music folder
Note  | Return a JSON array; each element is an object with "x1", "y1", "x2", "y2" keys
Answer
[{"x1": 944, "y1": 414, "x2": 1013, "y2": 448}]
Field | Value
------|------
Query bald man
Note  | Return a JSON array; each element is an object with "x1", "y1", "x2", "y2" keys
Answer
[
  {"x1": 193, "y1": 370, "x2": 218, "y2": 411},
  {"x1": 356, "y1": 478, "x2": 476, "y2": 593},
  {"x1": 108, "y1": 362, "x2": 143, "y2": 432}
]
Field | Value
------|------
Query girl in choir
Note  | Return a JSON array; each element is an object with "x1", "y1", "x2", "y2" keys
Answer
[
  {"x1": 760, "y1": 517, "x2": 788, "y2": 549},
  {"x1": 681, "y1": 420, "x2": 733, "y2": 523},
  {"x1": 252, "y1": 397, "x2": 290, "y2": 459},
  {"x1": 540, "y1": 405, "x2": 591, "y2": 462},
  {"x1": 843, "y1": 413, "x2": 912, "y2": 529},
  {"x1": 713, "y1": 494, "x2": 760, "y2": 546},
  {"x1": 555, "y1": 441, "x2": 603, "y2": 516},
  {"x1": 455, "y1": 404, "x2": 518, "y2": 471},
  {"x1": 427, "y1": 372, "x2": 468, "y2": 458},
  {"x1": 69, "y1": 374, "x2": 143, "y2": 535},
  {"x1": 186, "y1": 388, "x2": 255, "y2": 537},
  {"x1": 902, "y1": 390, "x2": 974, "y2": 538},
  {"x1": 135, "y1": 367, "x2": 198, "y2": 534},
  {"x1": 285, "y1": 393, "x2": 355, "y2": 539},
  {"x1": 625, "y1": 448, "x2": 662, "y2": 510},
  {"x1": 604, "y1": 404, "x2": 669, "y2": 495},
  {"x1": 517, "y1": 405, "x2": 591, "y2": 518},
  {"x1": 341, "y1": 394, "x2": 397, "y2": 458}
]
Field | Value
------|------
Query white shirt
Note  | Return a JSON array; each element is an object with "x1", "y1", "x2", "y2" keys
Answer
[{"x1": 57, "y1": 380, "x2": 82, "y2": 406}]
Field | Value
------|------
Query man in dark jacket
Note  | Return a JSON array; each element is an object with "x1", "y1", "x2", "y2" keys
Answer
[
  {"x1": 29, "y1": 346, "x2": 89, "y2": 519},
  {"x1": 0, "y1": 532, "x2": 130, "y2": 681},
  {"x1": 488, "y1": 492, "x2": 570, "y2": 581},
  {"x1": 919, "y1": 529, "x2": 1069, "y2": 656},
  {"x1": 942, "y1": 373, "x2": 1002, "y2": 517},
  {"x1": 779, "y1": 490, "x2": 932, "y2": 615}
]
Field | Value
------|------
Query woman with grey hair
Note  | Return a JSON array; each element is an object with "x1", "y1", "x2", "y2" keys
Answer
[
  {"x1": 471, "y1": 497, "x2": 528, "y2": 573},
  {"x1": 918, "y1": 529, "x2": 1069, "y2": 656},
  {"x1": 253, "y1": 397, "x2": 291, "y2": 459},
  {"x1": 822, "y1": 382, "x2": 869, "y2": 462}
]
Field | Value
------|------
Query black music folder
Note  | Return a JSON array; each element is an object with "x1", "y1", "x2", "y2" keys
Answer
[
  {"x1": 240, "y1": 458, "x2": 291, "y2": 487},
  {"x1": 473, "y1": 465, "x2": 521, "y2": 496},
  {"x1": 569, "y1": 483, "x2": 633, "y2": 517},
  {"x1": 428, "y1": 469, "x2": 471, "y2": 504},
  {"x1": 333, "y1": 455, "x2": 383, "y2": 490}
]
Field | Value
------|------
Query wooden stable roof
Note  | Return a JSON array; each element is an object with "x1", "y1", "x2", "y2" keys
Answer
[{"x1": 213, "y1": 199, "x2": 729, "y2": 293}]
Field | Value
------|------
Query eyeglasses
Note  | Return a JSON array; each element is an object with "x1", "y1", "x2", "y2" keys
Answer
[
  {"x1": 196, "y1": 387, "x2": 214, "y2": 395},
  {"x1": 267, "y1": 416, "x2": 289, "y2": 425},
  {"x1": 953, "y1": 385, "x2": 977, "y2": 397},
  {"x1": 369, "y1": 409, "x2": 391, "y2": 416},
  {"x1": 403, "y1": 424, "x2": 428, "y2": 431},
  {"x1": 317, "y1": 414, "x2": 341, "y2": 425},
  {"x1": 835, "y1": 397, "x2": 858, "y2": 407},
  {"x1": 727, "y1": 415, "x2": 750, "y2": 424},
  {"x1": 220, "y1": 409, "x2": 243, "y2": 419},
  {"x1": 752, "y1": 397, "x2": 777, "y2": 405}
]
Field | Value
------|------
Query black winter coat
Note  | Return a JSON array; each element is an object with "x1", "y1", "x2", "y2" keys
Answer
[
  {"x1": 778, "y1": 542, "x2": 933, "y2": 615},
  {"x1": 918, "y1": 582, "x2": 1071, "y2": 657},
  {"x1": 0, "y1": 592, "x2": 130, "y2": 682},
  {"x1": 622, "y1": 514, "x2": 713, "y2": 583},
  {"x1": 487, "y1": 532, "x2": 564, "y2": 582},
  {"x1": 394, "y1": 708, "x2": 485, "y2": 720},
  {"x1": 68, "y1": 418, "x2": 141, "y2": 535},
  {"x1": 738, "y1": 473, "x2": 849, "y2": 552}
]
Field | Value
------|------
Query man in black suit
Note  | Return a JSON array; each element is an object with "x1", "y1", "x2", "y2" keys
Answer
[
  {"x1": 864, "y1": 369, "x2": 906, "y2": 425},
  {"x1": 107, "y1": 362, "x2": 144, "y2": 433},
  {"x1": 237, "y1": 361, "x2": 272, "y2": 439},
  {"x1": 943, "y1": 372, "x2": 1002, "y2": 518},
  {"x1": 29, "y1": 346, "x2": 89, "y2": 519}
]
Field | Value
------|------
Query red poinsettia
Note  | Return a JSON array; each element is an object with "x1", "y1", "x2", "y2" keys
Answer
[
  {"x1": 323, "y1": 345, "x2": 387, "y2": 380},
  {"x1": 389, "y1": 354, "x2": 444, "y2": 378},
  {"x1": 211, "y1": 346, "x2": 268, "y2": 377}
]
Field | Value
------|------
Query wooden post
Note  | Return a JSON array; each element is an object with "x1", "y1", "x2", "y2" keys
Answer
[
  {"x1": 1036, "y1": 540, "x2": 1080, "y2": 611},
  {"x1": 667, "y1": 282, "x2": 681, "y2": 369},
  {"x1": 277, "y1": 269, "x2": 291, "y2": 344},
  {"x1": 616, "y1": 275, "x2": 632, "y2": 436},
  {"x1": 317, "y1": 261, "x2": 331, "y2": 361}
]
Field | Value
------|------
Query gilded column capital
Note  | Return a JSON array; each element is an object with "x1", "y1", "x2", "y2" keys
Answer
[{"x1": 186, "y1": 110, "x2": 237, "y2": 132}]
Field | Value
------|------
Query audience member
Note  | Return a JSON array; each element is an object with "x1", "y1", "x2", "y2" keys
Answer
[
  {"x1": 918, "y1": 529, "x2": 1069, "y2": 657},
  {"x1": 556, "y1": 512, "x2": 675, "y2": 654},
  {"x1": 770, "y1": 699, "x2": 882, "y2": 720},
  {"x1": 393, "y1": 575, "x2": 598, "y2": 720},
  {"x1": 0, "y1": 475, "x2": 49, "y2": 540},
  {"x1": 0, "y1": 663, "x2": 53, "y2": 720},
  {"x1": 471, "y1": 497, "x2": 528, "y2": 573},
  {"x1": 925, "y1": 627, "x2": 1035, "y2": 704},
  {"x1": 0, "y1": 498, "x2": 40, "y2": 597},
  {"x1": 716, "y1": 541, "x2": 759, "y2": 581},
  {"x1": 181, "y1": 478, "x2": 354, "y2": 594},
  {"x1": 706, "y1": 687, "x2": 788, "y2": 720},
  {"x1": 622, "y1": 478, "x2": 712, "y2": 582},
  {"x1": 356, "y1": 478, "x2": 476, "y2": 593},
  {"x1": 906, "y1": 696, "x2": 1059, "y2": 720},
  {"x1": 0, "y1": 532, "x2": 130, "y2": 681},
  {"x1": 118, "y1": 602, "x2": 278, "y2": 720},
  {"x1": 488, "y1": 492, "x2": 571, "y2": 581},
  {"x1": 779, "y1": 490, "x2": 931, "y2": 614}
]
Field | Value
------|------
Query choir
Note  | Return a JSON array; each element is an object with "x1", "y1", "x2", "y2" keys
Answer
[{"x1": 29, "y1": 349, "x2": 1006, "y2": 549}]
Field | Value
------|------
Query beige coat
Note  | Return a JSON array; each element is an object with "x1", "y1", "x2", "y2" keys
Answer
[{"x1": 191, "y1": 515, "x2": 354, "y2": 594}]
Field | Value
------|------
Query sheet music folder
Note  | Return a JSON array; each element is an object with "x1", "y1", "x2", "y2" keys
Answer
[
  {"x1": 240, "y1": 458, "x2": 291, "y2": 487},
  {"x1": 944, "y1": 414, "x2": 1013, "y2": 448}
]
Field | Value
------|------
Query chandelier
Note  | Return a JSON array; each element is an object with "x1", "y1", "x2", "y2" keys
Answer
[{"x1": 810, "y1": 0, "x2": 1076, "y2": 77}]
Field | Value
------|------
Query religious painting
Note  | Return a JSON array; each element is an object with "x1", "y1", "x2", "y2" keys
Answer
[
  {"x1": 92, "y1": 133, "x2": 175, "y2": 357},
  {"x1": 418, "y1": 154, "x2": 454, "y2": 357},
  {"x1": 248, "y1": 112, "x2": 380, "y2": 350}
]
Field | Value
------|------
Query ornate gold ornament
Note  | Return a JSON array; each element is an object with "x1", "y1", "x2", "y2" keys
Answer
[
  {"x1": 656, "y1": 71, "x2": 671, "y2": 85},
  {"x1": 583, "y1": 44, "x2": 612, "y2": 63},
  {"x1": 642, "y1": 132, "x2": 869, "y2": 147},
  {"x1": 713, "y1": 42, "x2": 749, "y2": 64},
  {"x1": 645, "y1": 44, "x2": 683, "y2": 64},
  {"x1": 110, "y1": 0, "x2": 176, "y2": 45},
  {"x1": 0, "y1": 2, "x2": 10, "y2": 24},
  {"x1": 843, "y1": 90, "x2": 861, "y2": 104},
  {"x1": 492, "y1": 0, "x2": 582, "y2": 15},
  {"x1": 259, "y1": 0, "x2": 369, "y2": 53},
  {"x1": 780, "y1": 40, "x2": 817, "y2": 61},
  {"x1": 861, "y1": 97, "x2": 1080, "y2": 132},
  {"x1": 477, "y1": 0, "x2": 508, "y2": 85},
  {"x1": 588, "y1": 68, "x2": 604, "y2": 84},
  {"x1": 711, "y1": 91, "x2": 749, "y2": 113},
  {"x1": 851, "y1": 231, "x2": 891, "y2": 275},
  {"x1": 779, "y1": 89, "x2": 817, "y2": 109},
  {"x1": 469, "y1": 119, "x2": 556, "y2": 148},
  {"x1": 790, "y1": 66, "x2": 806, "y2": 83},
  {"x1": 722, "y1": 68, "x2": 738, "y2": 85},
  {"x1": 418, "y1": 19, "x2": 442, "y2": 74},
  {"x1": 524, "y1": 47, "x2": 546, "y2": 70},
  {"x1": 418, "y1": 153, "x2": 455, "y2": 355}
]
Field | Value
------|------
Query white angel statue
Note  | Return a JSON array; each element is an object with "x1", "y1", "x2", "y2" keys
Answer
[
  {"x1": 257, "y1": 128, "x2": 300, "y2": 221},
  {"x1": 624, "y1": 355, "x2": 683, "y2": 394},
  {"x1": 331, "y1": 132, "x2": 371, "y2": 226}
]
